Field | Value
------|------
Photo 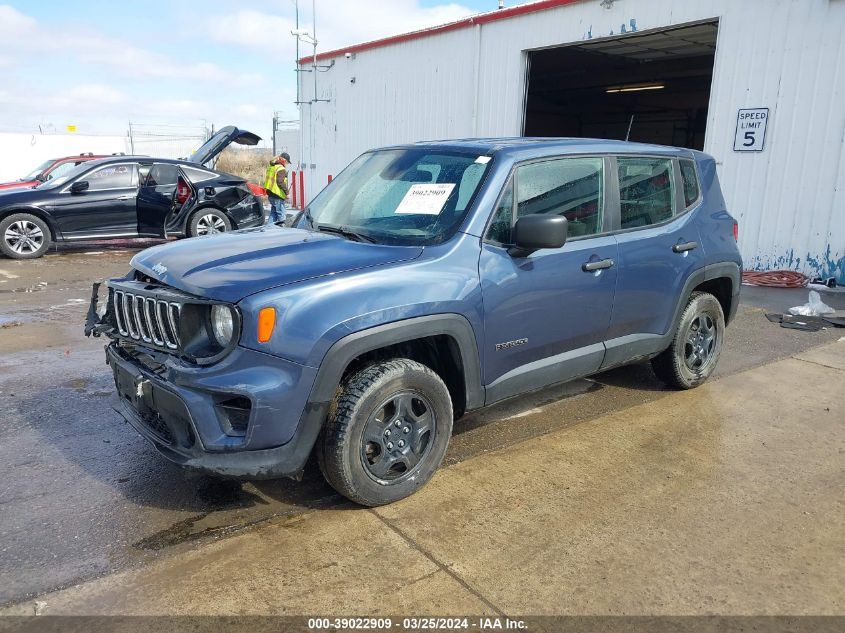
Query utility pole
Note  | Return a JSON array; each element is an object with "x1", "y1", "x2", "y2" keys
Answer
[{"x1": 291, "y1": 0, "x2": 332, "y2": 205}]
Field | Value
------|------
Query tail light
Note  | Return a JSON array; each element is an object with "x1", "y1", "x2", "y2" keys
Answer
[
  {"x1": 732, "y1": 221, "x2": 739, "y2": 242},
  {"x1": 247, "y1": 182, "x2": 265, "y2": 196},
  {"x1": 175, "y1": 177, "x2": 191, "y2": 205}
]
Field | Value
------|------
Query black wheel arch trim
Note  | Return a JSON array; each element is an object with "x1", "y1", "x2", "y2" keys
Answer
[
  {"x1": 704, "y1": 261, "x2": 742, "y2": 325},
  {"x1": 0, "y1": 206, "x2": 60, "y2": 241},
  {"x1": 157, "y1": 314, "x2": 483, "y2": 480},
  {"x1": 309, "y1": 313, "x2": 484, "y2": 410},
  {"x1": 602, "y1": 261, "x2": 740, "y2": 371},
  {"x1": 668, "y1": 262, "x2": 740, "y2": 339}
]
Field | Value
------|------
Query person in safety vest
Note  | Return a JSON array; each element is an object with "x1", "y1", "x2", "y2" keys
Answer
[{"x1": 264, "y1": 153, "x2": 290, "y2": 224}]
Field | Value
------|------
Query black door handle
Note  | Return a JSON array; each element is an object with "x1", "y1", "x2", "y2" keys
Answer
[
  {"x1": 672, "y1": 241, "x2": 698, "y2": 253},
  {"x1": 582, "y1": 258, "x2": 615, "y2": 272}
]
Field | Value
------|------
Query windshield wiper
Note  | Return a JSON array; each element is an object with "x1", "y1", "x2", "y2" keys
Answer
[{"x1": 316, "y1": 224, "x2": 377, "y2": 244}]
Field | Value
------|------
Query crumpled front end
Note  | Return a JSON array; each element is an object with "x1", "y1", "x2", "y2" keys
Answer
[{"x1": 85, "y1": 277, "x2": 322, "y2": 479}]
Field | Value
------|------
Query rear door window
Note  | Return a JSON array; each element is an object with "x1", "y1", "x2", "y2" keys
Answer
[
  {"x1": 617, "y1": 157, "x2": 675, "y2": 229},
  {"x1": 142, "y1": 164, "x2": 179, "y2": 187},
  {"x1": 679, "y1": 159, "x2": 700, "y2": 207}
]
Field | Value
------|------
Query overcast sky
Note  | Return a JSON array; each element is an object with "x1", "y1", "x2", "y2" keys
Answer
[{"x1": 0, "y1": 0, "x2": 500, "y2": 143}]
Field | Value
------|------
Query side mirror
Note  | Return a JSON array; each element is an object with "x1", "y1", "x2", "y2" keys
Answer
[
  {"x1": 35, "y1": 174, "x2": 46, "y2": 183},
  {"x1": 70, "y1": 181, "x2": 89, "y2": 194},
  {"x1": 508, "y1": 215, "x2": 568, "y2": 258}
]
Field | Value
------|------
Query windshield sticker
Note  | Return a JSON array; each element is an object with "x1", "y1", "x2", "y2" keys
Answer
[
  {"x1": 395, "y1": 183, "x2": 456, "y2": 215},
  {"x1": 475, "y1": 156, "x2": 492, "y2": 164}
]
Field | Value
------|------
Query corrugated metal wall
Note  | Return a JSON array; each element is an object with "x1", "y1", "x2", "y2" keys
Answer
[{"x1": 299, "y1": 0, "x2": 845, "y2": 282}]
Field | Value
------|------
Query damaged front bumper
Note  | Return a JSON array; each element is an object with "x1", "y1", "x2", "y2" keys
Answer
[
  {"x1": 87, "y1": 283, "x2": 326, "y2": 479},
  {"x1": 84, "y1": 281, "x2": 115, "y2": 339}
]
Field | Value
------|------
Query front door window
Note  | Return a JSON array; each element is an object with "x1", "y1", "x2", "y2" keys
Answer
[
  {"x1": 486, "y1": 157, "x2": 604, "y2": 243},
  {"x1": 86, "y1": 164, "x2": 136, "y2": 191}
]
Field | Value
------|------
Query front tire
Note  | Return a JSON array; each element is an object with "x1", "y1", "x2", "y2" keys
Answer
[
  {"x1": 651, "y1": 291, "x2": 725, "y2": 389},
  {"x1": 188, "y1": 208, "x2": 232, "y2": 237},
  {"x1": 0, "y1": 213, "x2": 51, "y2": 259},
  {"x1": 318, "y1": 359, "x2": 453, "y2": 506}
]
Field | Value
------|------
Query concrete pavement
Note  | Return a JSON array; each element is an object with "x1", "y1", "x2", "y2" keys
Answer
[
  {"x1": 3, "y1": 339, "x2": 842, "y2": 616},
  {"x1": 4, "y1": 245, "x2": 844, "y2": 607}
]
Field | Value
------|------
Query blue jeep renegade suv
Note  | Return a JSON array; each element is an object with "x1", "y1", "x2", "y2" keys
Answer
[{"x1": 87, "y1": 138, "x2": 741, "y2": 506}]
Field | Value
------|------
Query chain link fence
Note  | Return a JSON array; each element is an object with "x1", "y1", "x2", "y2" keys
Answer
[{"x1": 127, "y1": 122, "x2": 211, "y2": 159}]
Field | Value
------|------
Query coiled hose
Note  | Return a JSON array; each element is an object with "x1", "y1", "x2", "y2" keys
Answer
[{"x1": 742, "y1": 270, "x2": 809, "y2": 288}]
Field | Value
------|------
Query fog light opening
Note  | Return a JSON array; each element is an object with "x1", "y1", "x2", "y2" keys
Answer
[{"x1": 216, "y1": 396, "x2": 252, "y2": 437}]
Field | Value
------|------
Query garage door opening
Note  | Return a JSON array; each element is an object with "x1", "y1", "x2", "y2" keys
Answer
[{"x1": 523, "y1": 21, "x2": 718, "y2": 150}]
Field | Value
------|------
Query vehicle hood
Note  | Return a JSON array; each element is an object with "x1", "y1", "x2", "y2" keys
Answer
[
  {"x1": 188, "y1": 125, "x2": 261, "y2": 166},
  {"x1": 131, "y1": 227, "x2": 424, "y2": 303},
  {"x1": 0, "y1": 180, "x2": 36, "y2": 191},
  {"x1": 0, "y1": 187, "x2": 45, "y2": 204}
]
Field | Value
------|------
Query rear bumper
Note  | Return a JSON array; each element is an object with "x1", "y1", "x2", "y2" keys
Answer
[{"x1": 106, "y1": 342, "x2": 325, "y2": 479}]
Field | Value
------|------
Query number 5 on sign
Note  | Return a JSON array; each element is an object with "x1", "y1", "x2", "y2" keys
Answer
[{"x1": 734, "y1": 108, "x2": 769, "y2": 152}]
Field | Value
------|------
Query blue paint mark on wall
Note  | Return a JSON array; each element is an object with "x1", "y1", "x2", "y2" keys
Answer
[
  {"x1": 609, "y1": 20, "x2": 637, "y2": 38},
  {"x1": 620, "y1": 19, "x2": 638, "y2": 33},
  {"x1": 748, "y1": 245, "x2": 845, "y2": 284}
]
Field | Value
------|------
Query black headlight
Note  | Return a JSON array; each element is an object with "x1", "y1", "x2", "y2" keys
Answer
[{"x1": 179, "y1": 303, "x2": 241, "y2": 364}]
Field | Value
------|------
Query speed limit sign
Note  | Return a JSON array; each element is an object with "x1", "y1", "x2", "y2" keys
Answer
[{"x1": 734, "y1": 108, "x2": 769, "y2": 151}]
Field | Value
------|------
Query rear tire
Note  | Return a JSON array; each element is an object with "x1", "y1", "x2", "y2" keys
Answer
[
  {"x1": 651, "y1": 291, "x2": 725, "y2": 389},
  {"x1": 0, "y1": 213, "x2": 51, "y2": 259},
  {"x1": 188, "y1": 208, "x2": 232, "y2": 237},
  {"x1": 318, "y1": 359, "x2": 453, "y2": 506}
]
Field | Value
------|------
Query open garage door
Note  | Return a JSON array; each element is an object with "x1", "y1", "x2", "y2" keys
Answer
[{"x1": 523, "y1": 22, "x2": 718, "y2": 150}]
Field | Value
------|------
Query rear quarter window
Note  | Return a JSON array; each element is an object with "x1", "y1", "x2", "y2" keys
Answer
[
  {"x1": 679, "y1": 159, "x2": 700, "y2": 207},
  {"x1": 182, "y1": 166, "x2": 217, "y2": 183}
]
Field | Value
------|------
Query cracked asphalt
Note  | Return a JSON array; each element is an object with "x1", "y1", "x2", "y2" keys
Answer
[{"x1": 1, "y1": 241, "x2": 843, "y2": 607}]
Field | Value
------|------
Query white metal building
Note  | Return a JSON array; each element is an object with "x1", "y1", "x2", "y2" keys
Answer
[{"x1": 297, "y1": 0, "x2": 845, "y2": 283}]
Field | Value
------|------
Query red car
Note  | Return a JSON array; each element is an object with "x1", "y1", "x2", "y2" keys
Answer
[{"x1": 0, "y1": 153, "x2": 119, "y2": 191}]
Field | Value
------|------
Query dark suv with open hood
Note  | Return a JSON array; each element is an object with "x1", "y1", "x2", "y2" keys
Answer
[
  {"x1": 87, "y1": 138, "x2": 742, "y2": 506},
  {"x1": 0, "y1": 126, "x2": 263, "y2": 259}
]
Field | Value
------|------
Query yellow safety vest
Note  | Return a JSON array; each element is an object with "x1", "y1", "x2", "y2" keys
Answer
[{"x1": 264, "y1": 164, "x2": 287, "y2": 199}]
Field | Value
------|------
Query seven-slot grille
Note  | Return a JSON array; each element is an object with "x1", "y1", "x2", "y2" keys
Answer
[{"x1": 112, "y1": 289, "x2": 182, "y2": 350}]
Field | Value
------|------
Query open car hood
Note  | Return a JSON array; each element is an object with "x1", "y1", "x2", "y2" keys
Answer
[
  {"x1": 188, "y1": 126, "x2": 262, "y2": 166},
  {"x1": 130, "y1": 228, "x2": 424, "y2": 303}
]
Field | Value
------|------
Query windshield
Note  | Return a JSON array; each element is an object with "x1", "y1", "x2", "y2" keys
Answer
[
  {"x1": 293, "y1": 149, "x2": 492, "y2": 245},
  {"x1": 23, "y1": 159, "x2": 55, "y2": 181},
  {"x1": 34, "y1": 161, "x2": 94, "y2": 190}
]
